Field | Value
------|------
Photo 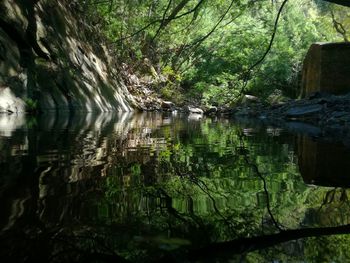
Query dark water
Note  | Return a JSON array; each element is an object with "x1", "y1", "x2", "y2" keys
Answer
[{"x1": 1, "y1": 112, "x2": 350, "y2": 262}]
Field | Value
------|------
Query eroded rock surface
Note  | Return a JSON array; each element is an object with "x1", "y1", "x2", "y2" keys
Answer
[
  {"x1": 0, "y1": 0, "x2": 136, "y2": 113},
  {"x1": 301, "y1": 42, "x2": 350, "y2": 97},
  {"x1": 229, "y1": 92, "x2": 350, "y2": 146}
]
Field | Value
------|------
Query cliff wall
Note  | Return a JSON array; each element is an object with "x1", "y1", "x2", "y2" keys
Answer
[
  {"x1": 301, "y1": 42, "x2": 350, "y2": 97},
  {"x1": 0, "y1": 0, "x2": 137, "y2": 113}
]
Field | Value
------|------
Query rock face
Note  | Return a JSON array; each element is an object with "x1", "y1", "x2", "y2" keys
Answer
[
  {"x1": 0, "y1": 0, "x2": 136, "y2": 113},
  {"x1": 301, "y1": 42, "x2": 350, "y2": 97},
  {"x1": 0, "y1": 87, "x2": 26, "y2": 113}
]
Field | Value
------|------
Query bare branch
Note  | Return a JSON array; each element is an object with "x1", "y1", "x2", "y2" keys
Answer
[
  {"x1": 331, "y1": 10, "x2": 349, "y2": 42},
  {"x1": 115, "y1": 0, "x2": 206, "y2": 42}
]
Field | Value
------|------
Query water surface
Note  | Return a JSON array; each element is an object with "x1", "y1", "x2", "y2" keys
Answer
[{"x1": 1, "y1": 112, "x2": 350, "y2": 262}]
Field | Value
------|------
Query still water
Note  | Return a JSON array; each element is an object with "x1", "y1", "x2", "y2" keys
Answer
[{"x1": 1, "y1": 112, "x2": 350, "y2": 262}]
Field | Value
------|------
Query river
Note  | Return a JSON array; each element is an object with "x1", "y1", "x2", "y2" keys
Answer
[{"x1": 1, "y1": 112, "x2": 350, "y2": 262}]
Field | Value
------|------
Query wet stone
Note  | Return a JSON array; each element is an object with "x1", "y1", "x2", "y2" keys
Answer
[
  {"x1": 286, "y1": 104, "x2": 323, "y2": 118},
  {"x1": 161, "y1": 101, "x2": 174, "y2": 110},
  {"x1": 332, "y1": 111, "x2": 348, "y2": 118},
  {"x1": 186, "y1": 106, "x2": 204, "y2": 114}
]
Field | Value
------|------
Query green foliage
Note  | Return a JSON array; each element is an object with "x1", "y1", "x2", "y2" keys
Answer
[
  {"x1": 327, "y1": 3, "x2": 350, "y2": 41},
  {"x1": 159, "y1": 65, "x2": 184, "y2": 103},
  {"x1": 24, "y1": 98, "x2": 38, "y2": 113},
  {"x1": 80, "y1": 0, "x2": 345, "y2": 105},
  {"x1": 160, "y1": 84, "x2": 185, "y2": 104},
  {"x1": 266, "y1": 89, "x2": 289, "y2": 105},
  {"x1": 305, "y1": 235, "x2": 350, "y2": 262},
  {"x1": 162, "y1": 65, "x2": 181, "y2": 82}
]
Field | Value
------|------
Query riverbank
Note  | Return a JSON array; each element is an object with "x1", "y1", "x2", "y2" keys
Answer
[
  {"x1": 222, "y1": 92, "x2": 350, "y2": 146},
  {"x1": 130, "y1": 90, "x2": 350, "y2": 146}
]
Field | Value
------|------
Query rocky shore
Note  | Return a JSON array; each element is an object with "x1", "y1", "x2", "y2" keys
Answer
[
  {"x1": 227, "y1": 92, "x2": 350, "y2": 146},
  {"x1": 133, "y1": 91, "x2": 350, "y2": 146}
]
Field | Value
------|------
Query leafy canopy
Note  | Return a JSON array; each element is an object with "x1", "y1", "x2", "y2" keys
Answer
[{"x1": 82, "y1": 0, "x2": 347, "y2": 105}]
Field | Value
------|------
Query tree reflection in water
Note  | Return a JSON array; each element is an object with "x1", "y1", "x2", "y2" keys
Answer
[{"x1": 1, "y1": 112, "x2": 350, "y2": 262}]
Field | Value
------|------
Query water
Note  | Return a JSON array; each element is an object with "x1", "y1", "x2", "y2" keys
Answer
[{"x1": 1, "y1": 112, "x2": 350, "y2": 262}]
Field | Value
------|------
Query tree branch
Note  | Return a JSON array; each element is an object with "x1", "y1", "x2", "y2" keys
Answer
[{"x1": 115, "y1": 0, "x2": 206, "y2": 42}]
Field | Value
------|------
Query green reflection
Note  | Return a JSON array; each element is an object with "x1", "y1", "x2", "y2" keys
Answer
[{"x1": 0, "y1": 113, "x2": 350, "y2": 262}]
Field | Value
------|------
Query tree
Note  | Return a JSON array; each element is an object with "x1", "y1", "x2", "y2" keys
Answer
[
  {"x1": 81, "y1": 0, "x2": 346, "y2": 105},
  {"x1": 323, "y1": 0, "x2": 350, "y2": 7}
]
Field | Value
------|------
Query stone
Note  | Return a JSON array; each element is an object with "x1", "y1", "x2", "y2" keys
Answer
[
  {"x1": 0, "y1": 28, "x2": 21, "y2": 78},
  {"x1": 0, "y1": 86, "x2": 25, "y2": 113},
  {"x1": 161, "y1": 101, "x2": 174, "y2": 110},
  {"x1": 301, "y1": 42, "x2": 350, "y2": 97},
  {"x1": 205, "y1": 106, "x2": 217, "y2": 115},
  {"x1": 186, "y1": 106, "x2": 203, "y2": 114},
  {"x1": 0, "y1": 0, "x2": 136, "y2": 113},
  {"x1": 241, "y1": 94, "x2": 260, "y2": 105},
  {"x1": 332, "y1": 111, "x2": 348, "y2": 118},
  {"x1": 286, "y1": 104, "x2": 323, "y2": 118}
]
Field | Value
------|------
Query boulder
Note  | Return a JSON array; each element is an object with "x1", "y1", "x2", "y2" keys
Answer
[
  {"x1": 241, "y1": 94, "x2": 260, "y2": 104},
  {"x1": 186, "y1": 106, "x2": 203, "y2": 114},
  {"x1": 0, "y1": 86, "x2": 25, "y2": 113},
  {"x1": 286, "y1": 104, "x2": 323, "y2": 118},
  {"x1": 161, "y1": 101, "x2": 174, "y2": 110},
  {"x1": 205, "y1": 106, "x2": 217, "y2": 115},
  {"x1": 301, "y1": 42, "x2": 350, "y2": 97}
]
